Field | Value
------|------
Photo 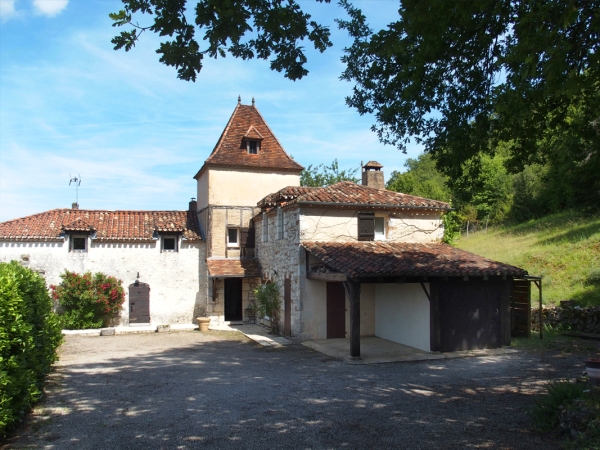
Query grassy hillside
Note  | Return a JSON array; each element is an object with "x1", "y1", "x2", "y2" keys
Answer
[{"x1": 455, "y1": 210, "x2": 600, "y2": 307}]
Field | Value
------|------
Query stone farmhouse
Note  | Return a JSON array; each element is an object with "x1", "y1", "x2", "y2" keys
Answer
[{"x1": 0, "y1": 99, "x2": 529, "y2": 357}]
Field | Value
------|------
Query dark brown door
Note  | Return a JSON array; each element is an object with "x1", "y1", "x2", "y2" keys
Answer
[
  {"x1": 438, "y1": 279, "x2": 502, "y2": 351},
  {"x1": 284, "y1": 278, "x2": 292, "y2": 337},
  {"x1": 510, "y1": 280, "x2": 531, "y2": 337},
  {"x1": 327, "y1": 282, "x2": 346, "y2": 339},
  {"x1": 225, "y1": 278, "x2": 243, "y2": 321},
  {"x1": 129, "y1": 281, "x2": 150, "y2": 323}
]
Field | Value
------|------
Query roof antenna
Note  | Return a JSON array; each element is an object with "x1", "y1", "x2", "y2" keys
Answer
[
  {"x1": 238, "y1": 95, "x2": 241, "y2": 104},
  {"x1": 252, "y1": 96, "x2": 255, "y2": 106},
  {"x1": 69, "y1": 174, "x2": 82, "y2": 208}
]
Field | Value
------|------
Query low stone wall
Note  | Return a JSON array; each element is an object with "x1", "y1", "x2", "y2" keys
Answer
[{"x1": 531, "y1": 301, "x2": 600, "y2": 334}]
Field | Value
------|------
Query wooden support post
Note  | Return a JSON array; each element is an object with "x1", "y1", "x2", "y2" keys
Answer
[{"x1": 343, "y1": 280, "x2": 361, "y2": 359}]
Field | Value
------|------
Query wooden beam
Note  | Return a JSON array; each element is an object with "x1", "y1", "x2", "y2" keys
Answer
[
  {"x1": 420, "y1": 282, "x2": 431, "y2": 302},
  {"x1": 306, "y1": 272, "x2": 347, "y2": 282},
  {"x1": 343, "y1": 280, "x2": 361, "y2": 359}
]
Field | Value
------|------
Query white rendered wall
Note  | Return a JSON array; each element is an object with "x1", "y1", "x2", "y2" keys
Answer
[
  {"x1": 0, "y1": 240, "x2": 204, "y2": 326},
  {"x1": 375, "y1": 283, "x2": 430, "y2": 351},
  {"x1": 303, "y1": 278, "x2": 327, "y2": 339},
  {"x1": 300, "y1": 208, "x2": 443, "y2": 243},
  {"x1": 199, "y1": 167, "x2": 299, "y2": 208}
]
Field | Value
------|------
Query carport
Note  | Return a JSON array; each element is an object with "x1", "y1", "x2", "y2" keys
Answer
[{"x1": 303, "y1": 241, "x2": 528, "y2": 359}]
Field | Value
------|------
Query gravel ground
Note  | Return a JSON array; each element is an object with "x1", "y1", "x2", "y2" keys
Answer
[{"x1": 2, "y1": 331, "x2": 598, "y2": 449}]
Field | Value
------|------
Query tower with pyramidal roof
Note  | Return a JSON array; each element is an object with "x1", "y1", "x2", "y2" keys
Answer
[{"x1": 194, "y1": 98, "x2": 303, "y2": 323}]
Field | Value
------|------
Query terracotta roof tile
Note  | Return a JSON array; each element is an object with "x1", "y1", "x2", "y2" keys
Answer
[
  {"x1": 207, "y1": 259, "x2": 262, "y2": 278},
  {"x1": 195, "y1": 103, "x2": 303, "y2": 176},
  {"x1": 0, "y1": 209, "x2": 202, "y2": 242},
  {"x1": 302, "y1": 241, "x2": 526, "y2": 279},
  {"x1": 258, "y1": 181, "x2": 450, "y2": 210}
]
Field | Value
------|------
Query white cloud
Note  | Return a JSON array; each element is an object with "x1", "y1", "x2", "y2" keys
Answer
[
  {"x1": 0, "y1": 0, "x2": 17, "y2": 21},
  {"x1": 32, "y1": 0, "x2": 67, "y2": 17}
]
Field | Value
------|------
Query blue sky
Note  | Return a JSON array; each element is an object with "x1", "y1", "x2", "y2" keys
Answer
[{"x1": 0, "y1": 0, "x2": 421, "y2": 222}]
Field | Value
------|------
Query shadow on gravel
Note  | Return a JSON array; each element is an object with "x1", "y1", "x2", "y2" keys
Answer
[{"x1": 6, "y1": 334, "x2": 579, "y2": 450}]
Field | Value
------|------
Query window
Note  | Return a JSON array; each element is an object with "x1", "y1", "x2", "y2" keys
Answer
[
  {"x1": 162, "y1": 236, "x2": 177, "y2": 252},
  {"x1": 227, "y1": 228, "x2": 239, "y2": 247},
  {"x1": 374, "y1": 217, "x2": 385, "y2": 240},
  {"x1": 262, "y1": 213, "x2": 269, "y2": 243},
  {"x1": 247, "y1": 140, "x2": 260, "y2": 154},
  {"x1": 277, "y1": 207, "x2": 284, "y2": 240},
  {"x1": 71, "y1": 235, "x2": 87, "y2": 252},
  {"x1": 357, "y1": 212, "x2": 375, "y2": 241}
]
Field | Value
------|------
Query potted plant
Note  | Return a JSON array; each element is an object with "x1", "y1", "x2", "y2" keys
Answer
[{"x1": 254, "y1": 282, "x2": 280, "y2": 334}]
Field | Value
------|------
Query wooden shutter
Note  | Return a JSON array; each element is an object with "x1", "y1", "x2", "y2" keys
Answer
[
  {"x1": 357, "y1": 212, "x2": 375, "y2": 241},
  {"x1": 240, "y1": 227, "x2": 255, "y2": 248}
]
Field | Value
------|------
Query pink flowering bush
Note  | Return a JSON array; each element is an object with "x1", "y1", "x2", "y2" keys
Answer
[{"x1": 50, "y1": 271, "x2": 125, "y2": 329}]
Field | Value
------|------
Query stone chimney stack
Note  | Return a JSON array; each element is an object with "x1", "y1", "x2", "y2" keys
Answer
[
  {"x1": 361, "y1": 161, "x2": 385, "y2": 190},
  {"x1": 189, "y1": 197, "x2": 197, "y2": 212},
  {"x1": 71, "y1": 202, "x2": 79, "y2": 210}
]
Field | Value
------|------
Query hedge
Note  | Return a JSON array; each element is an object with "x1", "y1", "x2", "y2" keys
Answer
[{"x1": 0, "y1": 262, "x2": 63, "y2": 436}]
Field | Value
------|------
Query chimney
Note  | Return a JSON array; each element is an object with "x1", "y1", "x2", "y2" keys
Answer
[
  {"x1": 362, "y1": 161, "x2": 385, "y2": 190},
  {"x1": 189, "y1": 197, "x2": 197, "y2": 212},
  {"x1": 72, "y1": 202, "x2": 79, "y2": 210}
]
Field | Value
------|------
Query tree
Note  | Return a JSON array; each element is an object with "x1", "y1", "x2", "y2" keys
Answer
[
  {"x1": 386, "y1": 153, "x2": 451, "y2": 202},
  {"x1": 339, "y1": 0, "x2": 599, "y2": 175},
  {"x1": 110, "y1": 0, "x2": 333, "y2": 81},
  {"x1": 111, "y1": 0, "x2": 600, "y2": 195},
  {"x1": 300, "y1": 159, "x2": 359, "y2": 187}
]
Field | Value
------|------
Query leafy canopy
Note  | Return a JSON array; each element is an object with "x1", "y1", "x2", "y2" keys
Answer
[
  {"x1": 110, "y1": 0, "x2": 333, "y2": 81},
  {"x1": 111, "y1": 0, "x2": 600, "y2": 199},
  {"x1": 300, "y1": 158, "x2": 359, "y2": 187}
]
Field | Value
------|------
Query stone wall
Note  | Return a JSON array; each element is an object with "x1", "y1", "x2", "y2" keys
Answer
[
  {"x1": 531, "y1": 301, "x2": 600, "y2": 334},
  {"x1": 255, "y1": 206, "x2": 304, "y2": 334}
]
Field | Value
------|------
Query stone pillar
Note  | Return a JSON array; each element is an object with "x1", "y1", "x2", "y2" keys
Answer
[{"x1": 344, "y1": 280, "x2": 361, "y2": 359}]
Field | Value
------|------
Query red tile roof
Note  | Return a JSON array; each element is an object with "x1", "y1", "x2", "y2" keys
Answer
[
  {"x1": 207, "y1": 259, "x2": 262, "y2": 278},
  {"x1": 0, "y1": 209, "x2": 202, "y2": 242},
  {"x1": 258, "y1": 181, "x2": 451, "y2": 210},
  {"x1": 194, "y1": 103, "x2": 303, "y2": 177},
  {"x1": 303, "y1": 241, "x2": 527, "y2": 279}
]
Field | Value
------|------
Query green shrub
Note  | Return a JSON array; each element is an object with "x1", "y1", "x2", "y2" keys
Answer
[
  {"x1": 442, "y1": 210, "x2": 462, "y2": 245},
  {"x1": 585, "y1": 268, "x2": 600, "y2": 287},
  {"x1": 51, "y1": 271, "x2": 125, "y2": 330},
  {"x1": 254, "y1": 282, "x2": 280, "y2": 333},
  {"x1": 530, "y1": 380, "x2": 587, "y2": 433},
  {"x1": 0, "y1": 261, "x2": 63, "y2": 436}
]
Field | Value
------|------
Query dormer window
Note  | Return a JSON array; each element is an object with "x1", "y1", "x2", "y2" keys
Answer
[
  {"x1": 247, "y1": 140, "x2": 260, "y2": 154},
  {"x1": 70, "y1": 235, "x2": 88, "y2": 252},
  {"x1": 162, "y1": 235, "x2": 178, "y2": 252}
]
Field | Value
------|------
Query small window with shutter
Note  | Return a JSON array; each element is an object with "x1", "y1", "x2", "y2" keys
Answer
[{"x1": 357, "y1": 212, "x2": 375, "y2": 241}]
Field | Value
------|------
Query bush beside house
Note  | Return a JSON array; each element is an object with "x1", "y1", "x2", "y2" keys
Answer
[
  {"x1": 50, "y1": 271, "x2": 125, "y2": 330},
  {"x1": 0, "y1": 262, "x2": 62, "y2": 436}
]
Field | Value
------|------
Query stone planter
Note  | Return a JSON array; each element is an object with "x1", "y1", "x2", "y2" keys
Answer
[
  {"x1": 585, "y1": 359, "x2": 600, "y2": 386},
  {"x1": 196, "y1": 317, "x2": 211, "y2": 332}
]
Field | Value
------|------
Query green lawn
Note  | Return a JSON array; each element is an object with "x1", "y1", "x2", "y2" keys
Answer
[{"x1": 455, "y1": 210, "x2": 600, "y2": 307}]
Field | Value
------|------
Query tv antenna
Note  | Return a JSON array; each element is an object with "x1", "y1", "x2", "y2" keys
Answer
[{"x1": 69, "y1": 174, "x2": 82, "y2": 206}]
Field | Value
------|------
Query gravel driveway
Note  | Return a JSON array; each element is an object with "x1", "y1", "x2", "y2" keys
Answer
[{"x1": 3, "y1": 331, "x2": 593, "y2": 449}]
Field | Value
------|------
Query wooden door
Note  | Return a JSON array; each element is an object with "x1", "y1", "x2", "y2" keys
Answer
[
  {"x1": 438, "y1": 279, "x2": 502, "y2": 351},
  {"x1": 225, "y1": 278, "x2": 243, "y2": 321},
  {"x1": 284, "y1": 278, "x2": 292, "y2": 337},
  {"x1": 327, "y1": 282, "x2": 346, "y2": 339},
  {"x1": 510, "y1": 280, "x2": 531, "y2": 337},
  {"x1": 129, "y1": 281, "x2": 150, "y2": 324}
]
